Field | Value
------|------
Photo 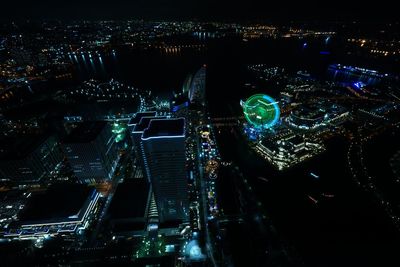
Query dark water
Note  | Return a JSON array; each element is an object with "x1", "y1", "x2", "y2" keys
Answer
[
  {"x1": 70, "y1": 37, "x2": 343, "y2": 95},
  {"x1": 69, "y1": 47, "x2": 206, "y2": 93},
  {"x1": 215, "y1": 127, "x2": 400, "y2": 267},
  {"x1": 365, "y1": 127, "x2": 400, "y2": 214},
  {"x1": 70, "y1": 37, "x2": 400, "y2": 266}
]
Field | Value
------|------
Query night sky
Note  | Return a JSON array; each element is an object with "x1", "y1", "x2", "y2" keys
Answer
[{"x1": 1, "y1": 0, "x2": 398, "y2": 21}]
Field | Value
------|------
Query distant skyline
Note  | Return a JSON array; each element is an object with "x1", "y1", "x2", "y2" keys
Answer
[{"x1": 1, "y1": 0, "x2": 399, "y2": 22}]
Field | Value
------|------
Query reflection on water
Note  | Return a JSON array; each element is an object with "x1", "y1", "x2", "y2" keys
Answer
[
  {"x1": 69, "y1": 51, "x2": 109, "y2": 80},
  {"x1": 69, "y1": 47, "x2": 206, "y2": 93}
]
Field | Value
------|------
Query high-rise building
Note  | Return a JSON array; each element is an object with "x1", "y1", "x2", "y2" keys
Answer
[
  {"x1": 188, "y1": 65, "x2": 206, "y2": 106},
  {"x1": 0, "y1": 135, "x2": 63, "y2": 186},
  {"x1": 140, "y1": 118, "x2": 188, "y2": 223},
  {"x1": 62, "y1": 121, "x2": 119, "y2": 184},
  {"x1": 128, "y1": 112, "x2": 157, "y2": 161},
  {"x1": 131, "y1": 115, "x2": 166, "y2": 181}
]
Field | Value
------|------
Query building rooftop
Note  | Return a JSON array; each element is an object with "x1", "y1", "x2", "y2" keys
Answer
[
  {"x1": 63, "y1": 121, "x2": 107, "y2": 143},
  {"x1": 142, "y1": 118, "x2": 185, "y2": 139},
  {"x1": 133, "y1": 116, "x2": 167, "y2": 132},
  {"x1": 286, "y1": 135, "x2": 305, "y2": 145},
  {"x1": 16, "y1": 184, "x2": 95, "y2": 225},
  {"x1": 291, "y1": 105, "x2": 326, "y2": 120},
  {"x1": 128, "y1": 112, "x2": 157, "y2": 126}
]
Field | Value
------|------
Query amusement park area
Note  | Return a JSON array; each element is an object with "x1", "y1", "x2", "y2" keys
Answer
[
  {"x1": 239, "y1": 63, "x2": 397, "y2": 171},
  {"x1": 205, "y1": 60, "x2": 400, "y2": 266}
]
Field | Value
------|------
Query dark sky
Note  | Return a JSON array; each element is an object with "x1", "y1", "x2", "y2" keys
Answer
[{"x1": 2, "y1": 0, "x2": 398, "y2": 22}]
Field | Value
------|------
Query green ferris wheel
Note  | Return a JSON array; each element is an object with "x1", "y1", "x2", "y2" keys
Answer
[{"x1": 242, "y1": 94, "x2": 280, "y2": 128}]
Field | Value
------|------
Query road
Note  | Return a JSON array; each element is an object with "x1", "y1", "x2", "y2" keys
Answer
[
  {"x1": 88, "y1": 154, "x2": 127, "y2": 246},
  {"x1": 195, "y1": 124, "x2": 218, "y2": 267}
]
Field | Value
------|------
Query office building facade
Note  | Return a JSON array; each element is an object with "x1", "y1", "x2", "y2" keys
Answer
[
  {"x1": 131, "y1": 115, "x2": 166, "y2": 181},
  {"x1": 0, "y1": 135, "x2": 63, "y2": 186},
  {"x1": 62, "y1": 121, "x2": 119, "y2": 183},
  {"x1": 140, "y1": 118, "x2": 189, "y2": 223}
]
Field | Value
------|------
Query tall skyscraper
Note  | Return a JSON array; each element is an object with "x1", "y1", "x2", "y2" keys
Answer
[
  {"x1": 62, "y1": 121, "x2": 119, "y2": 184},
  {"x1": 188, "y1": 65, "x2": 206, "y2": 106},
  {"x1": 131, "y1": 115, "x2": 166, "y2": 181},
  {"x1": 140, "y1": 118, "x2": 188, "y2": 223}
]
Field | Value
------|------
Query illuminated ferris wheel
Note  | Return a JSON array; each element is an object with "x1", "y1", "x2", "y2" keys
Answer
[{"x1": 242, "y1": 94, "x2": 280, "y2": 129}]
